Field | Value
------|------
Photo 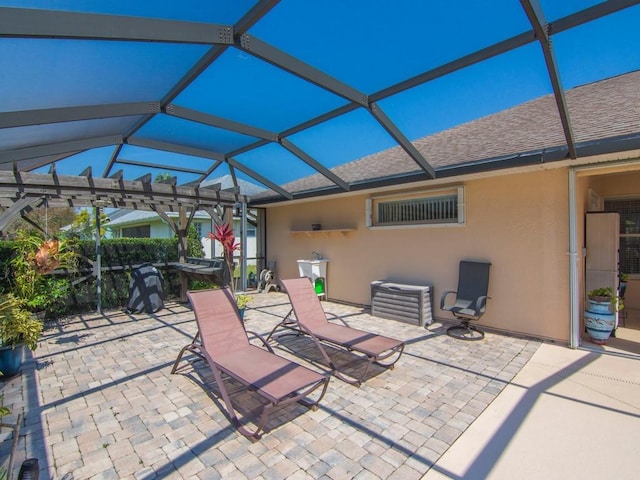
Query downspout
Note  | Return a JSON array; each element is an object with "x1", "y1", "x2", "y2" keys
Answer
[
  {"x1": 568, "y1": 169, "x2": 580, "y2": 348},
  {"x1": 95, "y1": 206, "x2": 102, "y2": 314},
  {"x1": 240, "y1": 201, "x2": 248, "y2": 292}
]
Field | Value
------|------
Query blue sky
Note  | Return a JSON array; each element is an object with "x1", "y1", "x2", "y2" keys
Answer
[{"x1": 2, "y1": 1, "x2": 639, "y2": 188}]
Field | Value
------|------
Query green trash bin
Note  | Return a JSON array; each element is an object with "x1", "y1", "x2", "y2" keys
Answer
[{"x1": 314, "y1": 278, "x2": 325, "y2": 295}]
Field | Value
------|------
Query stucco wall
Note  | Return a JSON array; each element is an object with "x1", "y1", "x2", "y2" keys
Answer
[
  {"x1": 266, "y1": 168, "x2": 571, "y2": 341},
  {"x1": 150, "y1": 220, "x2": 172, "y2": 238}
]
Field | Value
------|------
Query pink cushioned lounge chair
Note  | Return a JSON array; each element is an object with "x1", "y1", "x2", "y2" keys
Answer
[
  {"x1": 267, "y1": 278, "x2": 405, "y2": 386},
  {"x1": 172, "y1": 288, "x2": 329, "y2": 439}
]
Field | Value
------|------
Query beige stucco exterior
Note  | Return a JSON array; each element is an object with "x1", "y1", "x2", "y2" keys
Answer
[
  {"x1": 262, "y1": 153, "x2": 640, "y2": 344},
  {"x1": 266, "y1": 167, "x2": 573, "y2": 342}
]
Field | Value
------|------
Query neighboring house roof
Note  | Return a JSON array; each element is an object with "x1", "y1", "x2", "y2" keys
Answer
[
  {"x1": 107, "y1": 175, "x2": 263, "y2": 228},
  {"x1": 253, "y1": 71, "x2": 640, "y2": 201},
  {"x1": 108, "y1": 209, "x2": 211, "y2": 228},
  {"x1": 201, "y1": 175, "x2": 266, "y2": 197},
  {"x1": 106, "y1": 208, "x2": 134, "y2": 222}
]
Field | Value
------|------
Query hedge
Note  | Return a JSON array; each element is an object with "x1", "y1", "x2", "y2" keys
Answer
[{"x1": 0, "y1": 238, "x2": 199, "y2": 316}]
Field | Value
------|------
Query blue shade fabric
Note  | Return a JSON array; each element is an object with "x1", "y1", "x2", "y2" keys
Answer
[
  {"x1": 0, "y1": 1, "x2": 639, "y2": 202},
  {"x1": 0, "y1": 39, "x2": 209, "y2": 111}
]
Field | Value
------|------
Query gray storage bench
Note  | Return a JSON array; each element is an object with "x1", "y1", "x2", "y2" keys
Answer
[{"x1": 371, "y1": 281, "x2": 433, "y2": 326}]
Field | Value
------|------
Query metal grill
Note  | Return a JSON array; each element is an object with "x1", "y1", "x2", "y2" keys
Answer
[{"x1": 378, "y1": 194, "x2": 458, "y2": 225}]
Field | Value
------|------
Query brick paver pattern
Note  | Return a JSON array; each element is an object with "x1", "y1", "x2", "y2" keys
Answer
[{"x1": 1, "y1": 292, "x2": 540, "y2": 479}]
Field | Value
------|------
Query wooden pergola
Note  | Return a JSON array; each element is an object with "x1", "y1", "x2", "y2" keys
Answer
[
  {"x1": 0, "y1": 169, "x2": 250, "y2": 308},
  {"x1": 0, "y1": 170, "x2": 248, "y2": 240}
]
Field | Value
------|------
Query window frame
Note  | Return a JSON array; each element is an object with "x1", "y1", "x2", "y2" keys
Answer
[
  {"x1": 604, "y1": 195, "x2": 640, "y2": 276},
  {"x1": 122, "y1": 224, "x2": 151, "y2": 238},
  {"x1": 366, "y1": 185, "x2": 465, "y2": 229}
]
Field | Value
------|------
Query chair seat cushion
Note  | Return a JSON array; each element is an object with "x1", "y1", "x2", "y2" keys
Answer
[
  {"x1": 445, "y1": 305, "x2": 480, "y2": 318},
  {"x1": 311, "y1": 323, "x2": 403, "y2": 357},
  {"x1": 214, "y1": 345, "x2": 325, "y2": 403}
]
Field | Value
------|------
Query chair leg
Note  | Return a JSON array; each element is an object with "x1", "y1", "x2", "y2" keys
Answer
[
  {"x1": 374, "y1": 344, "x2": 405, "y2": 368},
  {"x1": 171, "y1": 331, "x2": 203, "y2": 373},
  {"x1": 446, "y1": 319, "x2": 485, "y2": 341},
  {"x1": 211, "y1": 366, "x2": 329, "y2": 440},
  {"x1": 321, "y1": 341, "x2": 405, "y2": 387},
  {"x1": 265, "y1": 309, "x2": 302, "y2": 343}
]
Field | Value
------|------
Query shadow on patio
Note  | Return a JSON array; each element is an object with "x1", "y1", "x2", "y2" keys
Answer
[{"x1": 3, "y1": 292, "x2": 545, "y2": 479}]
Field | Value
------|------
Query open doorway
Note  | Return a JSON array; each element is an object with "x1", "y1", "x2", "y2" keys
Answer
[{"x1": 576, "y1": 164, "x2": 640, "y2": 357}]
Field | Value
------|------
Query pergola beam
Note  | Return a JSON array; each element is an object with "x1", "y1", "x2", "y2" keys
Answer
[
  {"x1": 0, "y1": 196, "x2": 42, "y2": 233},
  {"x1": 0, "y1": 171, "x2": 248, "y2": 208},
  {"x1": 0, "y1": 7, "x2": 234, "y2": 45}
]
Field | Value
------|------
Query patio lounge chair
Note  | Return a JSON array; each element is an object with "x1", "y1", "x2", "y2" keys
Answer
[
  {"x1": 267, "y1": 277, "x2": 405, "y2": 386},
  {"x1": 441, "y1": 260, "x2": 491, "y2": 341},
  {"x1": 171, "y1": 288, "x2": 329, "y2": 440}
]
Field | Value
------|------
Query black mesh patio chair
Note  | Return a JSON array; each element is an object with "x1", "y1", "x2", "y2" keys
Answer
[{"x1": 441, "y1": 261, "x2": 491, "y2": 340}]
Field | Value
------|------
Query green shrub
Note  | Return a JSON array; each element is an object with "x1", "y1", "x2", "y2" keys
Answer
[{"x1": 0, "y1": 294, "x2": 43, "y2": 350}]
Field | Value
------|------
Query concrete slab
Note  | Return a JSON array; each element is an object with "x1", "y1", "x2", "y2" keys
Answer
[{"x1": 423, "y1": 342, "x2": 640, "y2": 479}]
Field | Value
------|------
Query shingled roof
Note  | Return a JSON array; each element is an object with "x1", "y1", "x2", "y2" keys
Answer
[{"x1": 253, "y1": 70, "x2": 640, "y2": 202}]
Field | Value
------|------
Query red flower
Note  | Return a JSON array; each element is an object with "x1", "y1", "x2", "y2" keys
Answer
[
  {"x1": 208, "y1": 223, "x2": 240, "y2": 258},
  {"x1": 208, "y1": 223, "x2": 241, "y2": 294}
]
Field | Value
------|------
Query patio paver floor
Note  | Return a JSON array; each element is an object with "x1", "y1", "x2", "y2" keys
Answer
[{"x1": 1, "y1": 292, "x2": 540, "y2": 479}]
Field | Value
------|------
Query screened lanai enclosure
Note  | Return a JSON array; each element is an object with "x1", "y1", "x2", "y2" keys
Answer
[{"x1": 1, "y1": 0, "x2": 640, "y2": 220}]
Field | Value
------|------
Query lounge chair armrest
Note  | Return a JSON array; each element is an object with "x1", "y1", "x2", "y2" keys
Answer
[
  {"x1": 440, "y1": 290, "x2": 457, "y2": 309},
  {"x1": 326, "y1": 311, "x2": 350, "y2": 327},
  {"x1": 246, "y1": 330, "x2": 275, "y2": 353},
  {"x1": 475, "y1": 296, "x2": 489, "y2": 314}
]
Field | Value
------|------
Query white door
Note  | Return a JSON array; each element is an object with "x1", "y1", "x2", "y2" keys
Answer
[{"x1": 585, "y1": 212, "x2": 620, "y2": 325}]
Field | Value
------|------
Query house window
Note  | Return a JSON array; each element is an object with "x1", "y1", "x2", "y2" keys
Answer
[
  {"x1": 604, "y1": 198, "x2": 640, "y2": 275},
  {"x1": 366, "y1": 186, "x2": 464, "y2": 228},
  {"x1": 122, "y1": 225, "x2": 150, "y2": 238},
  {"x1": 194, "y1": 222, "x2": 203, "y2": 237}
]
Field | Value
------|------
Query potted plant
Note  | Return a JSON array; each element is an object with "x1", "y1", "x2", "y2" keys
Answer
[
  {"x1": 207, "y1": 224, "x2": 254, "y2": 320},
  {"x1": 0, "y1": 294, "x2": 43, "y2": 377},
  {"x1": 584, "y1": 287, "x2": 622, "y2": 345},
  {"x1": 235, "y1": 293, "x2": 253, "y2": 320}
]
